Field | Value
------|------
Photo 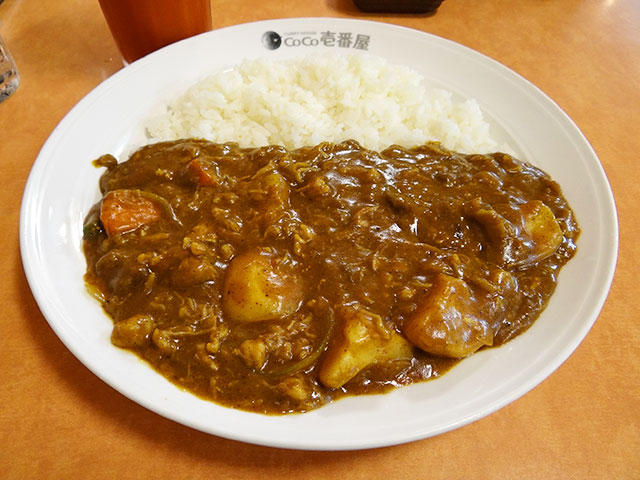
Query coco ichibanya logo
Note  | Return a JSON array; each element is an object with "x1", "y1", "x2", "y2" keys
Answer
[{"x1": 262, "y1": 30, "x2": 371, "y2": 51}]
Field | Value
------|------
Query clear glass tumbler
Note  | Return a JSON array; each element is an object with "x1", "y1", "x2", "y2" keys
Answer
[{"x1": 0, "y1": 32, "x2": 19, "y2": 103}]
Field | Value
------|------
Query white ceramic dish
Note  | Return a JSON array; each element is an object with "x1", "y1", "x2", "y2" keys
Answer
[{"x1": 20, "y1": 18, "x2": 618, "y2": 450}]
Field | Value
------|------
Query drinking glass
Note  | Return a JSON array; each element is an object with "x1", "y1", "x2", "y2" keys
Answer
[
  {"x1": 98, "y1": 0, "x2": 213, "y2": 64},
  {"x1": 0, "y1": 32, "x2": 19, "y2": 103}
]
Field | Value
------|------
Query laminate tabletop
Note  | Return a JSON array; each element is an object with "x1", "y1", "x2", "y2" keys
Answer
[{"x1": 1, "y1": 0, "x2": 638, "y2": 478}]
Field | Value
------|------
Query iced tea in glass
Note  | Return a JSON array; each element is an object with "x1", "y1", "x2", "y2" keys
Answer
[{"x1": 98, "y1": 0, "x2": 212, "y2": 64}]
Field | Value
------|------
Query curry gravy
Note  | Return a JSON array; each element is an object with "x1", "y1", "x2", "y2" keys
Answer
[{"x1": 83, "y1": 139, "x2": 579, "y2": 414}]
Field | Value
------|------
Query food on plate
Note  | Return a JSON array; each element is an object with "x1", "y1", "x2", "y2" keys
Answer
[
  {"x1": 82, "y1": 139, "x2": 579, "y2": 414},
  {"x1": 146, "y1": 53, "x2": 507, "y2": 154}
]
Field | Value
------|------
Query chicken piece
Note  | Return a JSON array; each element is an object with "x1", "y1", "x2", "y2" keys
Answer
[
  {"x1": 469, "y1": 199, "x2": 563, "y2": 267},
  {"x1": 252, "y1": 172, "x2": 292, "y2": 233},
  {"x1": 403, "y1": 274, "x2": 493, "y2": 358},
  {"x1": 277, "y1": 375, "x2": 314, "y2": 403},
  {"x1": 261, "y1": 172, "x2": 290, "y2": 205},
  {"x1": 111, "y1": 314, "x2": 156, "y2": 348},
  {"x1": 94, "y1": 249, "x2": 151, "y2": 295},
  {"x1": 151, "y1": 328, "x2": 179, "y2": 356},
  {"x1": 237, "y1": 338, "x2": 268, "y2": 370},
  {"x1": 299, "y1": 174, "x2": 331, "y2": 199},
  {"x1": 319, "y1": 304, "x2": 413, "y2": 389},
  {"x1": 222, "y1": 251, "x2": 302, "y2": 322},
  {"x1": 171, "y1": 255, "x2": 217, "y2": 288},
  {"x1": 99, "y1": 189, "x2": 163, "y2": 236}
]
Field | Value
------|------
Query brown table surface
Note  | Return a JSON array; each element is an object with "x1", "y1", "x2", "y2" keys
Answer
[{"x1": 1, "y1": 0, "x2": 638, "y2": 477}]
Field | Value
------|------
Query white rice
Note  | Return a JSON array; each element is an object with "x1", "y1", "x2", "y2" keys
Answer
[{"x1": 146, "y1": 52, "x2": 502, "y2": 153}]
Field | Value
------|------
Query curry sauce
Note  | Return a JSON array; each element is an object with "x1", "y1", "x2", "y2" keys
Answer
[{"x1": 83, "y1": 139, "x2": 579, "y2": 414}]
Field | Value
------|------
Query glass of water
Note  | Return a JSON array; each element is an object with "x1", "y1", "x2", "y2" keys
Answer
[{"x1": 0, "y1": 32, "x2": 19, "y2": 103}]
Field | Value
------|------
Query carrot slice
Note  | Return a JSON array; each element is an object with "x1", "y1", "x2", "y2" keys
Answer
[
  {"x1": 187, "y1": 158, "x2": 217, "y2": 186},
  {"x1": 100, "y1": 189, "x2": 163, "y2": 236}
]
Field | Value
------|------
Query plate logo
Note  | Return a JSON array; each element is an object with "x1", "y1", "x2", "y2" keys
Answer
[
  {"x1": 262, "y1": 30, "x2": 371, "y2": 50},
  {"x1": 262, "y1": 31, "x2": 282, "y2": 50}
]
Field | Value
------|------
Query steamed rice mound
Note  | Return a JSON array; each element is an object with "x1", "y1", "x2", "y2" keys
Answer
[{"x1": 146, "y1": 52, "x2": 500, "y2": 153}]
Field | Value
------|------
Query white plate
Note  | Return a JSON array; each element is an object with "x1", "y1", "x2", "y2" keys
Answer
[{"x1": 20, "y1": 18, "x2": 618, "y2": 450}]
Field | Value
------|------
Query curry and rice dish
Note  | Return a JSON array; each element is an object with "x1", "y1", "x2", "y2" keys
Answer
[{"x1": 82, "y1": 138, "x2": 579, "y2": 414}]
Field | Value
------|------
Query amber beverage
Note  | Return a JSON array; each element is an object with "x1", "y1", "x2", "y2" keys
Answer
[{"x1": 98, "y1": 0, "x2": 212, "y2": 64}]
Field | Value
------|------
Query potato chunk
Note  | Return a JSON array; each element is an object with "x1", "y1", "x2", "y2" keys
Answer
[
  {"x1": 520, "y1": 200, "x2": 564, "y2": 261},
  {"x1": 469, "y1": 199, "x2": 563, "y2": 267},
  {"x1": 319, "y1": 304, "x2": 413, "y2": 389},
  {"x1": 222, "y1": 251, "x2": 302, "y2": 322},
  {"x1": 403, "y1": 274, "x2": 493, "y2": 358}
]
